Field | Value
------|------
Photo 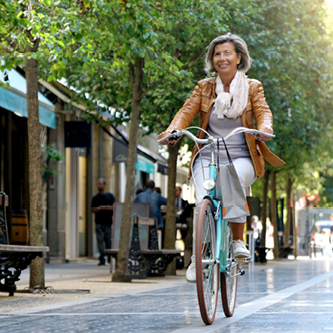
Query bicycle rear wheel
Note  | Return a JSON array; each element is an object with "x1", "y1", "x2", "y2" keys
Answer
[
  {"x1": 220, "y1": 222, "x2": 238, "y2": 317},
  {"x1": 196, "y1": 199, "x2": 219, "y2": 325}
]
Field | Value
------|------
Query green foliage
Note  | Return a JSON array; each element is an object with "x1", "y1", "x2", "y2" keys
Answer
[
  {"x1": 45, "y1": 144, "x2": 64, "y2": 162},
  {"x1": 224, "y1": 0, "x2": 333, "y2": 198},
  {"x1": 1, "y1": 0, "x2": 333, "y2": 203},
  {"x1": 42, "y1": 144, "x2": 64, "y2": 180}
]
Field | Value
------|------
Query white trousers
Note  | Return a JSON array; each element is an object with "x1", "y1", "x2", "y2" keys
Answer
[{"x1": 190, "y1": 157, "x2": 256, "y2": 255}]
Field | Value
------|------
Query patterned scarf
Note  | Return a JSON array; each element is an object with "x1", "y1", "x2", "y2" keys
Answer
[{"x1": 213, "y1": 71, "x2": 249, "y2": 120}]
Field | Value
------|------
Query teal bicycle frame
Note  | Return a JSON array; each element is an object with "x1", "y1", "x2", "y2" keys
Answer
[
  {"x1": 203, "y1": 145, "x2": 237, "y2": 275},
  {"x1": 157, "y1": 126, "x2": 274, "y2": 276}
]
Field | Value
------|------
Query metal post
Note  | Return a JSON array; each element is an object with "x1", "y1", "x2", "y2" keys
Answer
[{"x1": 244, "y1": 231, "x2": 254, "y2": 270}]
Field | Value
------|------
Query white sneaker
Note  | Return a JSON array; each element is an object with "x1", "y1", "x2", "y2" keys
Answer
[
  {"x1": 232, "y1": 240, "x2": 251, "y2": 259},
  {"x1": 186, "y1": 255, "x2": 196, "y2": 282}
]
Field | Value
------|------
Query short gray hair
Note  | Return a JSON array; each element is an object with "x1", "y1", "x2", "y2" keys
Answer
[
  {"x1": 205, "y1": 33, "x2": 252, "y2": 74},
  {"x1": 98, "y1": 178, "x2": 106, "y2": 184}
]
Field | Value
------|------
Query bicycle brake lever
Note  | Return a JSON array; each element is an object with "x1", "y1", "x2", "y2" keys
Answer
[
  {"x1": 170, "y1": 130, "x2": 182, "y2": 140},
  {"x1": 215, "y1": 201, "x2": 221, "y2": 220}
]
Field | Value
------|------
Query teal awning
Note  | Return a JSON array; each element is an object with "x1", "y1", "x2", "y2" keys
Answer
[
  {"x1": 0, "y1": 66, "x2": 56, "y2": 129},
  {"x1": 136, "y1": 155, "x2": 155, "y2": 174}
]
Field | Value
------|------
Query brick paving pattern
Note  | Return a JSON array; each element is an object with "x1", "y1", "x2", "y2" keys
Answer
[{"x1": 1, "y1": 259, "x2": 333, "y2": 332}]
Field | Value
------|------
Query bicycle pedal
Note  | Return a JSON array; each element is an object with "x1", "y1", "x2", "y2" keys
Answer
[
  {"x1": 235, "y1": 258, "x2": 251, "y2": 263},
  {"x1": 238, "y1": 269, "x2": 245, "y2": 276}
]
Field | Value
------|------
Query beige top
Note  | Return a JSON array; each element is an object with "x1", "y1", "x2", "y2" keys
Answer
[{"x1": 200, "y1": 106, "x2": 250, "y2": 162}]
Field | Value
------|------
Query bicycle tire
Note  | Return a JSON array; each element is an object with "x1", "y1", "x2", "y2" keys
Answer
[
  {"x1": 220, "y1": 222, "x2": 238, "y2": 317},
  {"x1": 196, "y1": 199, "x2": 219, "y2": 325}
]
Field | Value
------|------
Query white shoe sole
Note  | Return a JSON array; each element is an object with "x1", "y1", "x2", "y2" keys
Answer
[
  {"x1": 186, "y1": 276, "x2": 196, "y2": 283},
  {"x1": 235, "y1": 252, "x2": 251, "y2": 259}
]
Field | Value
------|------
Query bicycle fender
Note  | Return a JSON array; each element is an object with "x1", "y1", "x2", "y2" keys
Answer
[
  {"x1": 202, "y1": 195, "x2": 215, "y2": 207},
  {"x1": 202, "y1": 195, "x2": 221, "y2": 213}
]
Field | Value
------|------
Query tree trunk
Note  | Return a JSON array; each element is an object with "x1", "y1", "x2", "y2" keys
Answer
[
  {"x1": 292, "y1": 191, "x2": 297, "y2": 258},
  {"x1": 112, "y1": 56, "x2": 144, "y2": 283},
  {"x1": 164, "y1": 139, "x2": 182, "y2": 275},
  {"x1": 25, "y1": 53, "x2": 45, "y2": 289},
  {"x1": 270, "y1": 171, "x2": 279, "y2": 259},
  {"x1": 284, "y1": 177, "x2": 292, "y2": 248},
  {"x1": 260, "y1": 170, "x2": 270, "y2": 247}
]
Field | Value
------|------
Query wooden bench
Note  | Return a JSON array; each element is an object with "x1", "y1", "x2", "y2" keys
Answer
[
  {"x1": 0, "y1": 245, "x2": 49, "y2": 296},
  {"x1": 105, "y1": 215, "x2": 181, "y2": 279},
  {"x1": 0, "y1": 192, "x2": 49, "y2": 296}
]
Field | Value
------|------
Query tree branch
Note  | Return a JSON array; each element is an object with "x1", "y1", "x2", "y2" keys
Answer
[
  {"x1": 110, "y1": 6, "x2": 125, "y2": 34},
  {"x1": 146, "y1": 49, "x2": 197, "y2": 83}
]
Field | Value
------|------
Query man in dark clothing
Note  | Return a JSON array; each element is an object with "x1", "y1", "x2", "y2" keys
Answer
[
  {"x1": 134, "y1": 180, "x2": 167, "y2": 230},
  {"x1": 175, "y1": 186, "x2": 190, "y2": 226},
  {"x1": 91, "y1": 178, "x2": 115, "y2": 265}
]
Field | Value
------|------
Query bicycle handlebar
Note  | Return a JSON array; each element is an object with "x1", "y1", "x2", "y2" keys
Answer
[{"x1": 157, "y1": 127, "x2": 275, "y2": 144}]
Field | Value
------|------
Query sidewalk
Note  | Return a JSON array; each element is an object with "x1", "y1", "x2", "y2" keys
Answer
[
  {"x1": 0, "y1": 259, "x2": 186, "y2": 313},
  {"x1": 2, "y1": 257, "x2": 333, "y2": 332}
]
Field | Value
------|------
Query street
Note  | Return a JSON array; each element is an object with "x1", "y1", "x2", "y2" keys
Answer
[{"x1": 1, "y1": 258, "x2": 333, "y2": 332}]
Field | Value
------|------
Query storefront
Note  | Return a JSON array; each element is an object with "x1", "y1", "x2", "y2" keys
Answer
[{"x1": 0, "y1": 67, "x2": 56, "y2": 243}]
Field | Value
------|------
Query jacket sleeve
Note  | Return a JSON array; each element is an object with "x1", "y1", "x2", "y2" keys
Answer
[
  {"x1": 158, "y1": 83, "x2": 203, "y2": 142},
  {"x1": 159, "y1": 195, "x2": 167, "y2": 206},
  {"x1": 251, "y1": 80, "x2": 273, "y2": 135}
]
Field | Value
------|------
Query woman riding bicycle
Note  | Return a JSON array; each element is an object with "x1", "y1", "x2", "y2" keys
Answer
[{"x1": 158, "y1": 33, "x2": 284, "y2": 282}]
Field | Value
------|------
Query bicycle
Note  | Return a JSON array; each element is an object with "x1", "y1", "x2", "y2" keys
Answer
[{"x1": 158, "y1": 126, "x2": 274, "y2": 325}]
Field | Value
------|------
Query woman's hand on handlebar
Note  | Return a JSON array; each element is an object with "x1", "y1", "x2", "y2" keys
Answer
[
  {"x1": 158, "y1": 130, "x2": 181, "y2": 146},
  {"x1": 159, "y1": 137, "x2": 176, "y2": 146},
  {"x1": 256, "y1": 133, "x2": 272, "y2": 142}
]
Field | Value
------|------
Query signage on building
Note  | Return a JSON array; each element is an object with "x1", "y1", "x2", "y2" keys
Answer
[
  {"x1": 136, "y1": 158, "x2": 155, "y2": 174},
  {"x1": 64, "y1": 121, "x2": 91, "y2": 148},
  {"x1": 157, "y1": 163, "x2": 168, "y2": 175},
  {"x1": 113, "y1": 137, "x2": 128, "y2": 163}
]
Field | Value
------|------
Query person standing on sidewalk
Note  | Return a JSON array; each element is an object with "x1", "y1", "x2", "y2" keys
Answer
[
  {"x1": 134, "y1": 180, "x2": 167, "y2": 245},
  {"x1": 175, "y1": 186, "x2": 190, "y2": 227},
  {"x1": 91, "y1": 178, "x2": 115, "y2": 266}
]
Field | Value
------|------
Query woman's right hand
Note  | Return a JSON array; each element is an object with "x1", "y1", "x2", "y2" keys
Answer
[
  {"x1": 158, "y1": 131, "x2": 175, "y2": 146},
  {"x1": 159, "y1": 137, "x2": 171, "y2": 146}
]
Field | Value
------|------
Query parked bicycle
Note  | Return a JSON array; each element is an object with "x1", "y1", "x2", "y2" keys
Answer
[{"x1": 158, "y1": 126, "x2": 274, "y2": 325}]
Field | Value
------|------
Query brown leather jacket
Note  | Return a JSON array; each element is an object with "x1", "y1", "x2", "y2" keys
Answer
[{"x1": 158, "y1": 76, "x2": 285, "y2": 179}]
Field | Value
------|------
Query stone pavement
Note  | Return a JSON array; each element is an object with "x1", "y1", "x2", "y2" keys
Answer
[{"x1": 1, "y1": 258, "x2": 333, "y2": 332}]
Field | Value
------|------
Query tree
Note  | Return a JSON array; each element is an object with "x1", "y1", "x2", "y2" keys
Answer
[
  {"x1": 53, "y1": 1, "x2": 229, "y2": 280},
  {"x1": 137, "y1": 7, "x2": 230, "y2": 268},
  {"x1": 0, "y1": 0, "x2": 86, "y2": 288},
  {"x1": 225, "y1": 0, "x2": 333, "y2": 258},
  {"x1": 1, "y1": 0, "x2": 47, "y2": 289}
]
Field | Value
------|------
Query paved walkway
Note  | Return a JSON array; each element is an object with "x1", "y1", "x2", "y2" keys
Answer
[{"x1": 1, "y1": 258, "x2": 333, "y2": 332}]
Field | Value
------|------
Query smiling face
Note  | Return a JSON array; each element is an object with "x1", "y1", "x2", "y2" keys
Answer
[{"x1": 213, "y1": 42, "x2": 241, "y2": 80}]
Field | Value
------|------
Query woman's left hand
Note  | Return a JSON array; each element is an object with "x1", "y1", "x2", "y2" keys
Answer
[{"x1": 256, "y1": 133, "x2": 272, "y2": 142}]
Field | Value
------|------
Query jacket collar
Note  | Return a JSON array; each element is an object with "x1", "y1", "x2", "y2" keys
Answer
[{"x1": 206, "y1": 76, "x2": 217, "y2": 97}]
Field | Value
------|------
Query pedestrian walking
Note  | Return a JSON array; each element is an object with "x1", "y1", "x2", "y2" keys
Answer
[
  {"x1": 134, "y1": 180, "x2": 167, "y2": 230},
  {"x1": 91, "y1": 178, "x2": 115, "y2": 266},
  {"x1": 158, "y1": 32, "x2": 284, "y2": 282}
]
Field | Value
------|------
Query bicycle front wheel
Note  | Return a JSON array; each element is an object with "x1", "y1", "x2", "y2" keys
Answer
[
  {"x1": 220, "y1": 222, "x2": 238, "y2": 317},
  {"x1": 196, "y1": 199, "x2": 219, "y2": 325}
]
